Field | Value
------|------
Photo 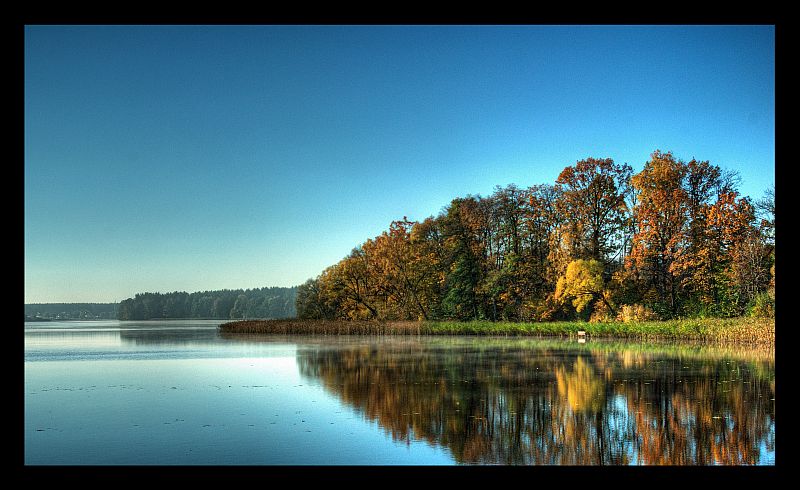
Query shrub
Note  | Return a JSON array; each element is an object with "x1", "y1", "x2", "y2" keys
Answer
[
  {"x1": 617, "y1": 304, "x2": 659, "y2": 323},
  {"x1": 589, "y1": 297, "x2": 614, "y2": 323},
  {"x1": 749, "y1": 292, "x2": 775, "y2": 318},
  {"x1": 527, "y1": 295, "x2": 567, "y2": 322}
]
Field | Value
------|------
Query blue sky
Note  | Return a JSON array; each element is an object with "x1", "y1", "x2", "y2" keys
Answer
[{"x1": 24, "y1": 25, "x2": 775, "y2": 303}]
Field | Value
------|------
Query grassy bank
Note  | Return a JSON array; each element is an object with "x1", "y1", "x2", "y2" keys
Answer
[{"x1": 219, "y1": 317, "x2": 775, "y2": 344}]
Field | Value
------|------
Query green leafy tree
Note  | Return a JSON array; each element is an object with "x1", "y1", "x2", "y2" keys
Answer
[{"x1": 440, "y1": 198, "x2": 483, "y2": 320}]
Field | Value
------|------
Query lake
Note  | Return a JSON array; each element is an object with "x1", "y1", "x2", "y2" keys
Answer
[{"x1": 24, "y1": 320, "x2": 775, "y2": 465}]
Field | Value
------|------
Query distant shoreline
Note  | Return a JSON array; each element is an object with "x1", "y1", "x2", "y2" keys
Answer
[
  {"x1": 24, "y1": 316, "x2": 51, "y2": 322},
  {"x1": 219, "y1": 317, "x2": 775, "y2": 345}
]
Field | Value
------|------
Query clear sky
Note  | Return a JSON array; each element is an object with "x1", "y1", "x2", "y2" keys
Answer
[{"x1": 24, "y1": 25, "x2": 775, "y2": 303}]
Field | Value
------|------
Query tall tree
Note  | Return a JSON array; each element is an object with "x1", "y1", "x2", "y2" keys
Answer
[
  {"x1": 756, "y1": 186, "x2": 775, "y2": 245},
  {"x1": 410, "y1": 217, "x2": 447, "y2": 319},
  {"x1": 328, "y1": 246, "x2": 381, "y2": 320},
  {"x1": 440, "y1": 198, "x2": 484, "y2": 320},
  {"x1": 369, "y1": 218, "x2": 438, "y2": 320},
  {"x1": 672, "y1": 159, "x2": 724, "y2": 309},
  {"x1": 297, "y1": 278, "x2": 334, "y2": 319},
  {"x1": 555, "y1": 157, "x2": 633, "y2": 264},
  {"x1": 706, "y1": 191, "x2": 757, "y2": 313},
  {"x1": 628, "y1": 151, "x2": 689, "y2": 315}
]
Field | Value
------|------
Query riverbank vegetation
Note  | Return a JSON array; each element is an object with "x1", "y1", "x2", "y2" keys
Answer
[
  {"x1": 295, "y1": 151, "x2": 775, "y2": 324},
  {"x1": 220, "y1": 317, "x2": 774, "y2": 344}
]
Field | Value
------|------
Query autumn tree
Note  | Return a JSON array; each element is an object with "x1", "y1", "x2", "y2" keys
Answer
[
  {"x1": 729, "y1": 225, "x2": 773, "y2": 310},
  {"x1": 555, "y1": 259, "x2": 616, "y2": 319},
  {"x1": 368, "y1": 218, "x2": 440, "y2": 320},
  {"x1": 669, "y1": 159, "x2": 725, "y2": 310},
  {"x1": 297, "y1": 150, "x2": 772, "y2": 323},
  {"x1": 628, "y1": 150, "x2": 689, "y2": 316},
  {"x1": 707, "y1": 191, "x2": 759, "y2": 313},
  {"x1": 321, "y1": 246, "x2": 380, "y2": 320},
  {"x1": 409, "y1": 218, "x2": 448, "y2": 319},
  {"x1": 555, "y1": 158, "x2": 633, "y2": 265},
  {"x1": 479, "y1": 185, "x2": 542, "y2": 319},
  {"x1": 524, "y1": 184, "x2": 561, "y2": 282}
]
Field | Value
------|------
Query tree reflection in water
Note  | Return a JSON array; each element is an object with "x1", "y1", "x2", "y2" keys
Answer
[{"x1": 294, "y1": 338, "x2": 774, "y2": 465}]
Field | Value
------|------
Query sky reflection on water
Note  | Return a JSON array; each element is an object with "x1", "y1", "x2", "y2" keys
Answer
[{"x1": 25, "y1": 321, "x2": 774, "y2": 465}]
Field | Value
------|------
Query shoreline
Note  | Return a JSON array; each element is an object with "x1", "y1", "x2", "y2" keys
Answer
[{"x1": 219, "y1": 317, "x2": 775, "y2": 345}]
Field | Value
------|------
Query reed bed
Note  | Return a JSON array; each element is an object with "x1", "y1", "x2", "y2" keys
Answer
[
  {"x1": 220, "y1": 319, "x2": 425, "y2": 335},
  {"x1": 219, "y1": 317, "x2": 774, "y2": 345}
]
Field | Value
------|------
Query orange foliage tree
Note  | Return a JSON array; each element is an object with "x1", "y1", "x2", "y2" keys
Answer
[
  {"x1": 627, "y1": 150, "x2": 690, "y2": 315},
  {"x1": 298, "y1": 149, "x2": 772, "y2": 321}
]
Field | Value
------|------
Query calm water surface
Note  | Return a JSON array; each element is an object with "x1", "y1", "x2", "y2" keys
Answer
[{"x1": 25, "y1": 320, "x2": 775, "y2": 465}]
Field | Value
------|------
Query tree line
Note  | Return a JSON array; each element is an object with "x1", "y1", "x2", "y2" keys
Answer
[
  {"x1": 24, "y1": 303, "x2": 119, "y2": 320},
  {"x1": 117, "y1": 287, "x2": 297, "y2": 320},
  {"x1": 296, "y1": 151, "x2": 775, "y2": 322}
]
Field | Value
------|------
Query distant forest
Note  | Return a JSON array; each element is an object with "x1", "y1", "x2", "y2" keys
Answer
[
  {"x1": 117, "y1": 287, "x2": 297, "y2": 320},
  {"x1": 25, "y1": 303, "x2": 119, "y2": 320},
  {"x1": 296, "y1": 151, "x2": 775, "y2": 322}
]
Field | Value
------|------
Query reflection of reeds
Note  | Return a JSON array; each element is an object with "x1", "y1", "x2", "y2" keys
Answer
[
  {"x1": 217, "y1": 332, "x2": 774, "y2": 367},
  {"x1": 219, "y1": 319, "x2": 424, "y2": 335},
  {"x1": 219, "y1": 318, "x2": 774, "y2": 345}
]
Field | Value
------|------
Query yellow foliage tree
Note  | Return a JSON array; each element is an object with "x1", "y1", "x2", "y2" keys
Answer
[{"x1": 555, "y1": 259, "x2": 615, "y2": 316}]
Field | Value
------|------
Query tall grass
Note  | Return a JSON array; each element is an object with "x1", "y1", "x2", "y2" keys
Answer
[
  {"x1": 219, "y1": 317, "x2": 774, "y2": 344},
  {"x1": 219, "y1": 319, "x2": 425, "y2": 335}
]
